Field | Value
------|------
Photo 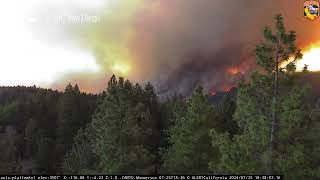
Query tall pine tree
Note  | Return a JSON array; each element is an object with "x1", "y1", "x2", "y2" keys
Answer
[
  {"x1": 63, "y1": 75, "x2": 156, "y2": 174},
  {"x1": 210, "y1": 15, "x2": 320, "y2": 178},
  {"x1": 161, "y1": 87, "x2": 218, "y2": 174}
]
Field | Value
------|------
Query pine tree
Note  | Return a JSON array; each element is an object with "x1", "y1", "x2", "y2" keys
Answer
[
  {"x1": 91, "y1": 77, "x2": 155, "y2": 174},
  {"x1": 56, "y1": 84, "x2": 78, "y2": 164},
  {"x1": 210, "y1": 15, "x2": 320, "y2": 178},
  {"x1": 141, "y1": 82, "x2": 164, "y2": 174},
  {"x1": 62, "y1": 128, "x2": 98, "y2": 174},
  {"x1": 216, "y1": 90, "x2": 239, "y2": 135},
  {"x1": 56, "y1": 83, "x2": 92, "y2": 171},
  {"x1": 161, "y1": 87, "x2": 218, "y2": 174},
  {"x1": 63, "y1": 76, "x2": 155, "y2": 174}
]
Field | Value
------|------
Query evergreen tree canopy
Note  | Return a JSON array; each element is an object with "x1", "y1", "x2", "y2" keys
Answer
[
  {"x1": 63, "y1": 76, "x2": 160, "y2": 174},
  {"x1": 210, "y1": 15, "x2": 320, "y2": 179},
  {"x1": 161, "y1": 87, "x2": 218, "y2": 174}
]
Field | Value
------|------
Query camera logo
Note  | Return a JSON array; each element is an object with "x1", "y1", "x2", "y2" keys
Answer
[{"x1": 304, "y1": 1, "x2": 319, "y2": 21}]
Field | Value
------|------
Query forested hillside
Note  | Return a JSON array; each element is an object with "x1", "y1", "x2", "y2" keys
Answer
[
  {"x1": 0, "y1": 78, "x2": 237, "y2": 175},
  {"x1": 0, "y1": 15, "x2": 319, "y2": 178},
  {"x1": 0, "y1": 85, "x2": 98, "y2": 174}
]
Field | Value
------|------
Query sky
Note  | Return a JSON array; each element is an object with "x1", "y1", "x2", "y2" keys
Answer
[{"x1": 0, "y1": 0, "x2": 104, "y2": 86}]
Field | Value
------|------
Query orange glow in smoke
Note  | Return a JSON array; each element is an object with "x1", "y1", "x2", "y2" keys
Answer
[
  {"x1": 226, "y1": 67, "x2": 241, "y2": 75},
  {"x1": 296, "y1": 43, "x2": 320, "y2": 71}
]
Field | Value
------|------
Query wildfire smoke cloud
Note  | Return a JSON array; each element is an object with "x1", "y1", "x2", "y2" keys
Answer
[{"x1": 49, "y1": 0, "x2": 320, "y2": 96}]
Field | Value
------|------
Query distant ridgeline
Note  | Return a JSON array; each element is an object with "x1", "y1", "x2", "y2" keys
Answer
[
  {"x1": 0, "y1": 70, "x2": 319, "y2": 175},
  {"x1": 2, "y1": 12, "x2": 320, "y2": 176}
]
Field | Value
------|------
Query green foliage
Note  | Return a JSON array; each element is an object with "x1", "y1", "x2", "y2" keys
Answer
[
  {"x1": 25, "y1": 118, "x2": 38, "y2": 157},
  {"x1": 56, "y1": 83, "x2": 97, "y2": 171},
  {"x1": 62, "y1": 128, "x2": 98, "y2": 174},
  {"x1": 63, "y1": 76, "x2": 160, "y2": 174},
  {"x1": 256, "y1": 14, "x2": 302, "y2": 73},
  {"x1": 216, "y1": 89, "x2": 239, "y2": 135},
  {"x1": 90, "y1": 77, "x2": 155, "y2": 174},
  {"x1": 161, "y1": 87, "x2": 218, "y2": 174},
  {"x1": 0, "y1": 135, "x2": 17, "y2": 174},
  {"x1": 141, "y1": 82, "x2": 166, "y2": 173},
  {"x1": 210, "y1": 79, "x2": 271, "y2": 174},
  {"x1": 0, "y1": 14, "x2": 318, "y2": 176},
  {"x1": 36, "y1": 137, "x2": 56, "y2": 174},
  {"x1": 0, "y1": 85, "x2": 97, "y2": 174},
  {"x1": 210, "y1": 14, "x2": 320, "y2": 179}
]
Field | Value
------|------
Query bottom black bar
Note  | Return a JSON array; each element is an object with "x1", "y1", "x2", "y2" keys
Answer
[{"x1": 0, "y1": 175, "x2": 283, "y2": 180}]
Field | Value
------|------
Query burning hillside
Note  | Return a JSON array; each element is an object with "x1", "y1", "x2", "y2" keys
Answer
[{"x1": 59, "y1": 0, "x2": 320, "y2": 96}]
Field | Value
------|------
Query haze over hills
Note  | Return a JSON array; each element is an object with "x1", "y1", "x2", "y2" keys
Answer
[
  {"x1": 1, "y1": 0, "x2": 320, "y2": 96},
  {"x1": 0, "y1": 0, "x2": 320, "y2": 177}
]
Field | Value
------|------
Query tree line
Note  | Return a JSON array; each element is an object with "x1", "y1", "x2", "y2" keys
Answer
[{"x1": 0, "y1": 15, "x2": 319, "y2": 178}]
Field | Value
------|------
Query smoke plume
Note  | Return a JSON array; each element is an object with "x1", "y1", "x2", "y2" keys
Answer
[{"x1": 51, "y1": 0, "x2": 319, "y2": 96}]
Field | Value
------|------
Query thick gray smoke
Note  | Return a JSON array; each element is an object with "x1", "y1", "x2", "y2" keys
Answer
[
  {"x1": 40, "y1": 0, "x2": 315, "y2": 96},
  {"x1": 156, "y1": 44, "x2": 254, "y2": 95},
  {"x1": 127, "y1": 0, "x2": 314, "y2": 97}
]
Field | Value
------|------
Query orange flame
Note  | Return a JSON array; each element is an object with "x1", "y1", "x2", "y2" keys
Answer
[
  {"x1": 223, "y1": 85, "x2": 236, "y2": 92},
  {"x1": 226, "y1": 67, "x2": 241, "y2": 75},
  {"x1": 281, "y1": 42, "x2": 320, "y2": 72},
  {"x1": 296, "y1": 42, "x2": 320, "y2": 71}
]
